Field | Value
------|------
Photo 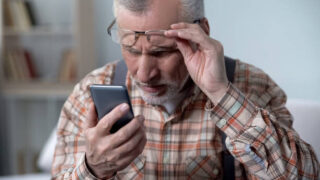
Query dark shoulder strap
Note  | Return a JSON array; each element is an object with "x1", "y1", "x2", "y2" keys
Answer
[
  {"x1": 225, "y1": 56, "x2": 236, "y2": 83},
  {"x1": 112, "y1": 60, "x2": 128, "y2": 86},
  {"x1": 223, "y1": 56, "x2": 236, "y2": 180}
]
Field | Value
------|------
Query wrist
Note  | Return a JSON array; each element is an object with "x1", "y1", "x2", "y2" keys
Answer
[
  {"x1": 206, "y1": 82, "x2": 229, "y2": 105},
  {"x1": 85, "y1": 154, "x2": 116, "y2": 179}
]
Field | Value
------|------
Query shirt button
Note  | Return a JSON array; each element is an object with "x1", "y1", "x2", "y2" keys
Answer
[
  {"x1": 217, "y1": 118, "x2": 227, "y2": 128},
  {"x1": 163, "y1": 156, "x2": 169, "y2": 164},
  {"x1": 213, "y1": 168, "x2": 219, "y2": 175},
  {"x1": 163, "y1": 153, "x2": 170, "y2": 164}
]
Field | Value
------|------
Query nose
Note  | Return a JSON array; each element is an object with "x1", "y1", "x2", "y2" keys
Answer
[{"x1": 136, "y1": 54, "x2": 159, "y2": 83}]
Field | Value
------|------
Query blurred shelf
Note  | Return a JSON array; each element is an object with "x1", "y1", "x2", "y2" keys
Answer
[
  {"x1": 1, "y1": 81, "x2": 76, "y2": 100},
  {"x1": 3, "y1": 26, "x2": 73, "y2": 37}
]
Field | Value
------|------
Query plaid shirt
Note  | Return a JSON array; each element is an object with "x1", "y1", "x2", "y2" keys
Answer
[{"x1": 52, "y1": 59, "x2": 319, "y2": 179}]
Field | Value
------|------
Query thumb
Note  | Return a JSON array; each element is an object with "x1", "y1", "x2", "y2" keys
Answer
[{"x1": 85, "y1": 102, "x2": 98, "y2": 129}]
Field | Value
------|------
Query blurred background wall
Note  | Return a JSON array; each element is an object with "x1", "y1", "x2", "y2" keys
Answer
[{"x1": 95, "y1": 0, "x2": 320, "y2": 102}]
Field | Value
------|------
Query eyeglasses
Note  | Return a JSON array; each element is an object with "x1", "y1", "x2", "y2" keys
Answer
[{"x1": 107, "y1": 19, "x2": 201, "y2": 47}]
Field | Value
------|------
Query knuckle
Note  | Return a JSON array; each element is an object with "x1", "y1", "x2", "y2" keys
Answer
[
  {"x1": 133, "y1": 119, "x2": 142, "y2": 129},
  {"x1": 104, "y1": 141, "x2": 113, "y2": 151},
  {"x1": 194, "y1": 23, "x2": 202, "y2": 30},
  {"x1": 109, "y1": 153, "x2": 119, "y2": 162},
  {"x1": 101, "y1": 119, "x2": 112, "y2": 129},
  {"x1": 142, "y1": 136, "x2": 147, "y2": 147},
  {"x1": 96, "y1": 145, "x2": 105, "y2": 156},
  {"x1": 217, "y1": 43, "x2": 224, "y2": 53},
  {"x1": 138, "y1": 144, "x2": 145, "y2": 155},
  {"x1": 216, "y1": 40, "x2": 223, "y2": 49},
  {"x1": 126, "y1": 141, "x2": 135, "y2": 150},
  {"x1": 142, "y1": 132, "x2": 147, "y2": 142},
  {"x1": 199, "y1": 31, "x2": 207, "y2": 40},
  {"x1": 85, "y1": 130, "x2": 96, "y2": 142},
  {"x1": 117, "y1": 131, "x2": 128, "y2": 142},
  {"x1": 138, "y1": 136, "x2": 147, "y2": 154},
  {"x1": 84, "y1": 129, "x2": 91, "y2": 138},
  {"x1": 179, "y1": 22, "x2": 187, "y2": 27}
]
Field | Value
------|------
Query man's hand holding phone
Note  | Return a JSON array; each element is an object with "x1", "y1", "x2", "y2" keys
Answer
[{"x1": 84, "y1": 102, "x2": 146, "y2": 179}]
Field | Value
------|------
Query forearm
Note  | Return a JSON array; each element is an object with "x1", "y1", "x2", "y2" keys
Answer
[
  {"x1": 51, "y1": 98, "x2": 98, "y2": 179},
  {"x1": 207, "y1": 83, "x2": 319, "y2": 179}
]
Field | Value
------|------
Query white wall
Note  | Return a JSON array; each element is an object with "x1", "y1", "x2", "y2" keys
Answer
[
  {"x1": 95, "y1": 0, "x2": 320, "y2": 102},
  {"x1": 204, "y1": 0, "x2": 320, "y2": 102},
  {"x1": 94, "y1": 0, "x2": 122, "y2": 67}
]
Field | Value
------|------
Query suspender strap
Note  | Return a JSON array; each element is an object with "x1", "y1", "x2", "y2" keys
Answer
[
  {"x1": 225, "y1": 56, "x2": 236, "y2": 83},
  {"x1": 223, "y1": 56, "x2": 236, "y2": 180},
  {"x1": 112, "y1": 60, "x2": 127, "y2": 86},
  {"x1": 113, "y1": 57, "x2": 237, "y2": 179}
]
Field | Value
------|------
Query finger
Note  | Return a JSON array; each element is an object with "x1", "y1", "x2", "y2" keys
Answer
[
  {"x1": 85, "y1": 102, "x2": 98, "y2": 129},
  {"x1": 170, "y1": 22, "x2": 198, "y2": 30},
  {"x1": 96, "y1": 103, "x2": 130, "y2": 135},
  {"x1": 175, "y1": 38, "x2": 195, "y2": 61},
  {"x1": 114, "y1": 133, "x2": 146, "y2": 170},
  {"x1": 114, "y1": 126, "x2": 145, "y2": 156},
  {"x1": 166, "y1": 28, "x2": 204, "y2": 45},
  {"x1": 110, "y1": 115, "x2": 145, "y2": 148}
]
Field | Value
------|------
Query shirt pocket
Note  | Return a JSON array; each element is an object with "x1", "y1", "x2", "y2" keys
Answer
[
  {"x1": 116, "y1": 155, "x2": 146, "y2": 180},
  {"x1": 186, "y1": 156, "x2": 221, "y2": 180}
]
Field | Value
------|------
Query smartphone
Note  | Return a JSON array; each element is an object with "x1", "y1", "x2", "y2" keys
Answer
[{"x1": 90, "y1": 84, "x2": 134, "y2": 133}]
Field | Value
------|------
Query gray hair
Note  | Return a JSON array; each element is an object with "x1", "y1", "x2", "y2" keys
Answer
[{"x1": 113, "y1": 0, "x2": 204, "y2": 21}]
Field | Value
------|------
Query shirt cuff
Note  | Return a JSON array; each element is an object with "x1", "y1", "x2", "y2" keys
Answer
[
  {"x1": 207, "y1": 83, "x2": 260, "y2": 139},
  {"x1": 76, "y1": 154, "x2": 116, "y2": 180}
]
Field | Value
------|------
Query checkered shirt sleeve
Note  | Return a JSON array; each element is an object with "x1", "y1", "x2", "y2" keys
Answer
[
  {"x1": 208, "y1": 62, "x2": 319, "y2": 179},
  {"x1": 51, "y1": 63, "x2": 116, "y2": 179}
]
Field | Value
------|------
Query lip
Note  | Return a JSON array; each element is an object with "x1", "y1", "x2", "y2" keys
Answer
[{"x1": 140, "y1": 85, "x2": 165, "y2": 94}]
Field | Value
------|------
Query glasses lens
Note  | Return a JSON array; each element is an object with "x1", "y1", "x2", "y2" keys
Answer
[
  {"x1": 147, "y1": 32, "x2": 176, "y2": 47},
  {"x1": 110, "y1": 29, "x2": 136, "y2": 46},
  {"x1": 110, "y1": 29, "x2": 120, "y2": 43},
  {"x1": 110, "y1": 29, "x2": 176, "y2": 47},
  {"x1": 120, "y1": 33, "x2": 136, "y2": 47}
]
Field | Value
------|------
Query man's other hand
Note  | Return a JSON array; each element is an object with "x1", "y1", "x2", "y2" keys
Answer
[
  {"x1": 84, "y1": 102, "x2": 146, "y2": 179},
  {"x1": 165, "y1": 19, "x2": 229, "y2": 104}
]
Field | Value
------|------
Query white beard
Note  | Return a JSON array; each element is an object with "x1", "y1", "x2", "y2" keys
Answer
[{"x1": 131, "y1": 75, "x2": 190, "y2": 106}]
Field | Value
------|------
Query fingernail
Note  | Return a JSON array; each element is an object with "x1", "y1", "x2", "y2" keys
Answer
[{"x1": 120, "y1": 103, "x2": 129, "y2": 112}]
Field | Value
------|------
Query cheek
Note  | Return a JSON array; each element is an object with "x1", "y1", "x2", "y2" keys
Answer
[
  {"x1": 160, "y1": 54, "x2": 188, "y2": 81},
  {"x1": 122, "y1": 51, "x2": 138, "y2": 75}
]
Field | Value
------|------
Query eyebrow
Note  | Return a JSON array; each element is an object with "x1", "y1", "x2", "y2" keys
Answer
[
  {"x1": 150, "y1": 46, "x2": 177, "y2": 52},
  {"x1": 124, "y1": 45, "x2": 177, "y2": 53}
]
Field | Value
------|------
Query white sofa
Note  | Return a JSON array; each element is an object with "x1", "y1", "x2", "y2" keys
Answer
[
  {"x1": 1, "y1": 98, "x2": 319, "y2": 179},
  {"x1": 287, "y1": 99, "x2": 320, "y2": 159}
]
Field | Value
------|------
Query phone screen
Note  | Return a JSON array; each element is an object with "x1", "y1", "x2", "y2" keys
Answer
[{"x1": 90, "y1": 85, "x2": 134, "y2": 133}]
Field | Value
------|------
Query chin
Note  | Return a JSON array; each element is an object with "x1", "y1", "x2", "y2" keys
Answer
[
  {"x1": 131, "y1": 75, "x2": 190, "y2": 105},
  {"x1": 138, "y1": 88, "x2": 171, "y2": 105}
]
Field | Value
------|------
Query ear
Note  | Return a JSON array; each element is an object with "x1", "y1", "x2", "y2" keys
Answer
[{"x1": 200, "y1": 17, "x2": 210, "y2": 36}]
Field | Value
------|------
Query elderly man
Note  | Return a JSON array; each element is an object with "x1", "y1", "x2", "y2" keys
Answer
[{"x1": 52, "y1": 0, "x2": 319, "y2": 179}]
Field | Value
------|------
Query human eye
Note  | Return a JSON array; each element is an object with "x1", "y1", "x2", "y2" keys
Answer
[
  {"x1": 149, "y1": 48, "x2": 179, "y2": 57},
  {"x1": 149, "y1": 50, "x2": 171, "y2": 57},
  {"x1": 123, "y1": 46, "x2": 141, "y2": 56}
]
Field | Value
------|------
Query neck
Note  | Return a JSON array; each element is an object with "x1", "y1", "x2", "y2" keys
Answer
[{"x1": 162, "y1": 77, "x2": 194, "y2": 114}]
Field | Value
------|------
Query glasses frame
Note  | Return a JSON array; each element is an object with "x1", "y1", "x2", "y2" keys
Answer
[{"x1": 107, "y1": 19, "x2": 202, "y2": 46}]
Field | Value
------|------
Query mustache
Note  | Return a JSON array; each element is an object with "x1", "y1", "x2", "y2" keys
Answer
[{"x1": 130, "y1": 76, "x2": 176, "y2": 87}]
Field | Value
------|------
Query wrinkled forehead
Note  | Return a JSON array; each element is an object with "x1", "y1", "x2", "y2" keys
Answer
[{"x1": 117, "y1": 0, "x2": 181, "y2": 31}]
